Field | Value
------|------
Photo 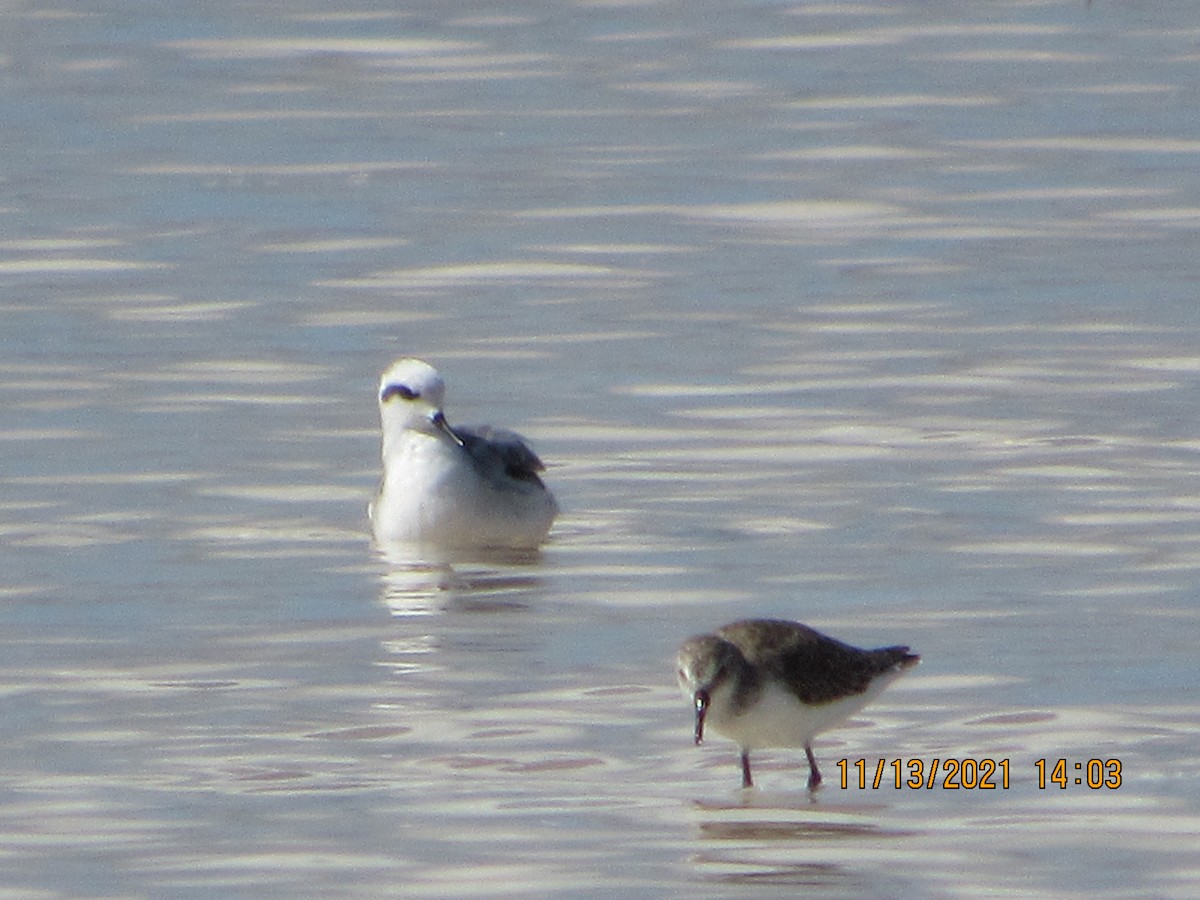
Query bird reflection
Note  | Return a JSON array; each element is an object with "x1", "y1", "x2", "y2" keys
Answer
[{"x1": 374, "y1": 540, "x2": 547, "y2": 617}]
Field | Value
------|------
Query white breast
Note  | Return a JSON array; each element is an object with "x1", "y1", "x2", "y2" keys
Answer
[
  {"x1": 707, "y1": 670, "x2": 906, "y2": 751},
  {"x1": 372, "y1": 432, "x2": 556, "y2": 548}
]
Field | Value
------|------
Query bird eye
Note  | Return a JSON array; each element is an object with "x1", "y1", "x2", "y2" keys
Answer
[{"x1": 381, "y1": 384, "x2": 419, "y2": 402}]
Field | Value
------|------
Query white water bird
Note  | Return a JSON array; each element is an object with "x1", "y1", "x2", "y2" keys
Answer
[{"x1": 370, "y1": 358, "x2": 558, "y2": 550}]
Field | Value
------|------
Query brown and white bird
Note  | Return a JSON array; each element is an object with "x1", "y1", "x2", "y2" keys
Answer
[{"x1": 676, "y1": 618, "x2": 919, "y2": 790}]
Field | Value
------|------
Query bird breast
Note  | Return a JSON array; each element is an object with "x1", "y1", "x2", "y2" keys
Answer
[{"x1": 708, "y1": 674, "x2": 903, "y2": 750}]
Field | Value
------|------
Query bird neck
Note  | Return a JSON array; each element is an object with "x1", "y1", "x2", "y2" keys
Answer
[
  {"x1": 708, "y1": 649, "x2": 761, "y2": 719},
  {"x1": 380, "y1": 422, "x2": 454, "y2": 464}
]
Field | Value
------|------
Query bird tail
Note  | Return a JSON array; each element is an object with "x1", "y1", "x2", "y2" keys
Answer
[{"x1": 875, "y1": 645, "x2": 920, "y2": 673}]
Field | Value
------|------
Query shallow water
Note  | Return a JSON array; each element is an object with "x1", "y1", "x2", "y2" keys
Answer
[{"x1": 3, "y1": 0, "x2": 1200, "y2": 896}]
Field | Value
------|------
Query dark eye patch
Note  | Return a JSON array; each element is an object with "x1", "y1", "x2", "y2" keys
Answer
[{"x1": 381, "y1": 384, "x2": 419, "y2": 402}]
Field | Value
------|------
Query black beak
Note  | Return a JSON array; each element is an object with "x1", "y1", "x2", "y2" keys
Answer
[
  {"x1": 693, "y1": 690, "x2": 708, "y2": 745},
  {"x1": 431, "y1": 410, "x2": 464, "y2": 447}
]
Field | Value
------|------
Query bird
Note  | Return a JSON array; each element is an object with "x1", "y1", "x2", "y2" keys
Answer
[
  {"x1": 676, "y1": 618, "x2": 919, "y2": 791},
  {"x1": 369, "y1": 358, "x2": 558, "y2": 550}
]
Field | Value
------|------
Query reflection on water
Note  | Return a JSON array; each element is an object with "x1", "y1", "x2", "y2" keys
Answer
[
  {"x1": 692, "y1": 801, "x2": 915, "y2": 893},
  {"x1": 375, "y1": 542, "x2": 550, "y2": 616},
  {"x1": 3, "y1": 0, "x2": 1200, "y2": 896}
]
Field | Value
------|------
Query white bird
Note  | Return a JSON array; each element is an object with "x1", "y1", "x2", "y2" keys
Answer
[
  {"x1": 369, "y1": 358, "x2": 558, "y2": 550},
  {"x1": 677, "y1": 618, "x2": 919, "y2": 790}
]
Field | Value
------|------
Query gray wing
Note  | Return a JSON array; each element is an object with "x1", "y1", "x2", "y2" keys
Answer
[
  {"x1": 772, "y1": 638, "x2": 916, "y2": 705},
  {"x1": 719, "y1": 619, "x2": 918, "y2": 705},
  {"x1": 456, "y1": 424, "x2": 547, "y2": 488}
]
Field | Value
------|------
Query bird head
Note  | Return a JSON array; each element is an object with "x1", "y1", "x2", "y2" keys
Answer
[
  {"x1": 676, "y1": 634, "x2": 737, "y2": 746},
  {"x1": 378, "y1": 358, "x2": 463, "y2": 447}
]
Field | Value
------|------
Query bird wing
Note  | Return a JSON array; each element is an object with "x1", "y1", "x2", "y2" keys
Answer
[
  {"x1": 718, "y1": 619, "x2": 915, "y2": 706},
  {"x1": 456, "y1": 424, "x2": 547, "y2": 486}
]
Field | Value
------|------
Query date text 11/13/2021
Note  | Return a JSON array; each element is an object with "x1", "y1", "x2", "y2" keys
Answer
[{"x1": 834, "y1": 758, "x2": 1123, "y2": 790}]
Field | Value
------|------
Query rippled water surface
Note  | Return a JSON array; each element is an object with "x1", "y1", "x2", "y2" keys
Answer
[{"x1": 4, "y1": 1, "x2": 1200, "y2": 896}]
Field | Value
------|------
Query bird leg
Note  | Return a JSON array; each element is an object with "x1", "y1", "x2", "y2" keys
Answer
[
  {"x1": 805, "y1": 744, "x2": 822, "y2": 791},
  {"x1": 740, "y1": 751, "x2": 754, "y2": 789}
]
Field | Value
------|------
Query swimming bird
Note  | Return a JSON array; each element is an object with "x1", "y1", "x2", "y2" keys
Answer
[
  {"x1": 369, "y1": 358, "x2": 558, "y2": 549},
  {"x1": 676, "y1": 618, "x2": 919, "y2": 790}
]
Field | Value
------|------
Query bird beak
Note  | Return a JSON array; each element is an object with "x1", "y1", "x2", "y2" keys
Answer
[
  {"x1": 693, "y1": 691, "x2": 708, "y2": 745},
  {"x1": 431, "y1": 410, "x2": 465, "y2": 447}
]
